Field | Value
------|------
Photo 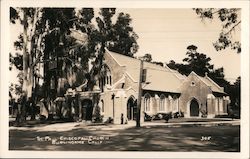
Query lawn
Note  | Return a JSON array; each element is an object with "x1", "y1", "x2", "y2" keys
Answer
[{"x1": 9, "y1": 123, "x2": 240, "y2": 152}]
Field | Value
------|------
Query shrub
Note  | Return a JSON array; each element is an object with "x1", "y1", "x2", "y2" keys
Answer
[
  {"x1": 92, "y1": 105, "x2": 103, "y2": 123},
  {"x1": 104, "y1": 117, "x2": 113, "y2": 124},
  {"x1": 144, "y1": 112, "x2": 153, "y2": 121}
]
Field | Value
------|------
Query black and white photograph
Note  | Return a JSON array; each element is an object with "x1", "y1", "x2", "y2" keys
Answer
[{"x1": 1, "y1": 0, "x2": 249, "y2": 158}]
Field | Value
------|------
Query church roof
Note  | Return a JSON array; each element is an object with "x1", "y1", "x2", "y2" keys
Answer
[
  {"x1": 105, "y1": 49, "x2": 183, "y2": 93},
  {"x1": 106, "y1": 49, "x2": 225, "y2": 94},
  {"x1": 189, "y1": 71, "x2": 225, "y2": 94}
]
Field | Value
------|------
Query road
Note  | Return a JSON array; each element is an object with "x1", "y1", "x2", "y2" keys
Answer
[{"x1": 9, "y1": 122, "x2": 240, "y2": 152}]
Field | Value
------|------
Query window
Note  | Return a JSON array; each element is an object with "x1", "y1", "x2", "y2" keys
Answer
[
  {"x1": 99, "y1": 64, "x2": 112, "y2": 91},
  {"x1": 191, "y1": 81, "x2": 195, "y2": 86},
  {"x1": 101, "y1": 100, "x2": 104, "y2": 113},
  {"x1": 159, "y1": 95, "x2": 165, "y2": 111},
  {"x1": 106, "y1": 76, "x2": 109, "y2": 84},
  {"x1": 109, "y1": 76, "x2": 112, "y2": 85},
  {"x1": 144, "y1": 94, "x2": 151, "y2": 112}
]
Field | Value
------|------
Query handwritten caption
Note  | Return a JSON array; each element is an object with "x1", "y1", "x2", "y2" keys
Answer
[{"x1": 36, "y1": 136, "x2": 111, "y2": 145}]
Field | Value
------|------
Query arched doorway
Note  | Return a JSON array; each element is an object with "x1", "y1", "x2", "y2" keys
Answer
[
  {"x1": 81, "y1": 99, "x2": 93, "y2": 121},
  {"x1": 127, "y1": 96, "x2": 137, "y2": 120},
  {"x1": 190, "y1": 98, "x2": 199, "y2": 117}
]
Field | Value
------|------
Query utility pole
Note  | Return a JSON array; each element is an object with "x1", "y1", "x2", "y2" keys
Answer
[
  {"x1": 111, "y1": 93, "x2": 115, "y2": 122},
  {"x1": 136, "y1": 60, "x2": 143, "y2": 127}
]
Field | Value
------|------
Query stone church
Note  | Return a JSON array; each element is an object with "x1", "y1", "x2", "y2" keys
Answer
[{"x1": 77, "y1": 48, "x2": 230, "y2": 124}]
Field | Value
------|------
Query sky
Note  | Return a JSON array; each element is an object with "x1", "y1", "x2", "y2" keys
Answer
[
  {"x1": 10, "y1": 8, "x2": 241, "y2": 84},
  {"x1": 117, "y1": 8, "x2": 241, "y2": 83}
]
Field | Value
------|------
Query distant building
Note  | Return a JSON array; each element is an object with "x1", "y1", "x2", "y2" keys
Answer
[{"x1": 78, "y1": 48, "x2": 230, "y2": 124}]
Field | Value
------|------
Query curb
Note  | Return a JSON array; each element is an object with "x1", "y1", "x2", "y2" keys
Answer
[{"x1": 142, "y1": 123, "x2": 240, "y2": 128}]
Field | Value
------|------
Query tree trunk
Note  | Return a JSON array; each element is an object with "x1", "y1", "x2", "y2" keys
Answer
[
  {"x1": 16, "y1": 8, "x2": 41, "y2": 123},
  {"x1": 16, "y1": 9, "x2": 29, "y2": 124},
  {"x1": 27, "y1": 8, "x2": 40, "y2": 99}
]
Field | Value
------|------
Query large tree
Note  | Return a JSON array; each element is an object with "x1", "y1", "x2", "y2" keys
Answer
[
  {"x1": 10, "y1": 8, "x2": 46, "y2": 122},
  {"x1": 10, "y1": 7, "x2": 139, "y2": 122},
  {"x1": 167, "y1": 45, "x2": 214, "y2": 77},
  {"x1": 85, "y1": 8, "x2": 139, "y2": 90},
  {"x1": 194, "y1": 8, "x2": 241, "y2": 53}
]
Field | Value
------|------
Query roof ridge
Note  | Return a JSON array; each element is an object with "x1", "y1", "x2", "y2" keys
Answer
[
  {"x1": 190, "y1": 71, "x2": 210, "y2": 86},
  {"x1": 106, "y1": 48, "x2": 170, "y2": 70},
  {"x1": 189, "y1": 71, "x2": 224, "y2": 93},
  {"x1": 105, "y1": 48, "x2": 124, "y2": 66},
  {"x1": 105, "y1": 48, "x2": 140, "y2": 63},
  {"x1": 106, "y1": 47, "x2": 184, "y2": 81},
  {"x1": 205, "y1": 75, "x2": 223, "y2": 91}
]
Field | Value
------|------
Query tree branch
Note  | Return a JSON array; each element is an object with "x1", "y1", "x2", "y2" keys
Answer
[{"x1": 225, "y1": 20, "x2": 241, "y2": 35}]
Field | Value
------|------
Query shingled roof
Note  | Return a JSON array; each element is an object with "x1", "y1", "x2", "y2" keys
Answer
[
  {"x1": 106, "y1": 49, "x2": 183, "y2": 93},
  {"x1": 106, "y1": 49, "x2": 226, "y2": 95}
]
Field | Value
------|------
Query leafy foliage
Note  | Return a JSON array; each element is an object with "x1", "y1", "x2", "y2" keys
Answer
[
  {"x1": 9, "y1": 53, "x2": 23, "y2": 70},
  {"x1": 139, "y1": 53, "x2": 152, "y2": 62},
  {"x1": 194, "y1": 8, "x2": 241, "y2": 53},
  {"x1": 10, "y1": 7, "x2": 19, "y2": 24},
  {"x1": 94, "y1": 9, "x2": 139, "y2": 57},
  {"x1": 10, "y1": 7, "x2": 139, "y2": 122},
  {"x1": 167, "y1": 45, "x2": 214, "y2": 76}
]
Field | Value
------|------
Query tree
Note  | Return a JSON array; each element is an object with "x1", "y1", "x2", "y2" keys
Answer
[
  {"x1": 10, "y1": 8, "x2": 45, "y2": 123},
  {"x1": 10, "y1": 8, "x2": 139, "y2": 122},
  {"x1": 233, "y1": 77, "x2": 241, "y2": 108},
  {"x1": 110, "y1": 12, "x2": 139, "y2": 56},
  {"x1": 207, "y1": 67, "x2": 229, "y2": 87},
  {"x1": 194, "y1": 8, "x2": 241, "y2": 53},
  {"x1": 184, "y1": 45, "x2": 214, "y2": 76},
  {"x1": 167, "y1": 45, "x2": 214, "y2": 76},
  {"x1": 94, "y1": 8, "x2": 139, "y2": 57},
  {"x1": 139, "y1": 53, "x2": 152, "y2": 62},
  {"x1": 86, "y1": 8, "x2": 139, "y2": 90},
  {"x1": 10, "y1": 7, "x2": 78, "y2": 122},
  {"x1": 167, "y1": 60, "x2": 178, "y2": 70}
]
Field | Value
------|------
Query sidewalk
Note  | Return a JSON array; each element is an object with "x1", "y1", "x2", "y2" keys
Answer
[
  {"x1": 85, "y1": 119, "x2": 240, "y2": 131},
  {"x1": 10, "y1": 118, "x2": 240, "y2": 132}
]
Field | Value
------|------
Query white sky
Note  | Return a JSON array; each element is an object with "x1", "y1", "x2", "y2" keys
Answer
[
  {"x1": 118, "y1": 8, "x2": 241, "y2": 83},
  {"x1": 10, "y1": 8, "x2": 241, "y2": 84}
]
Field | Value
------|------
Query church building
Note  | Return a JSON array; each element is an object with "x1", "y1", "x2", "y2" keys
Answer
[{"x1": 78, "y1": 48, "x2": 230, "y2": 124}]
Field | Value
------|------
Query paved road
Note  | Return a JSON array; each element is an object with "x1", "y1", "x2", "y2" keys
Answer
[{"x1": 9, "y1": 123, "x2": 240, "y2": 151}]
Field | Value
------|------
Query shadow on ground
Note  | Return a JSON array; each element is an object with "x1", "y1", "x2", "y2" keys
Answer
[{"x1": 9, "y1": 124, "x2": 240, "y2": 152}]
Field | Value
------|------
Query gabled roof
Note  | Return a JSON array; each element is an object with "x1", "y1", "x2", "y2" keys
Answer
[
  {"x1": 106, "y1": 49, "x2": 141, "y2": 82},
  {"x1": 142, "y1": 62, "x2": 183, "y2": 93},
  {"x1": 105, "y1": 49, "x2": 183, "y2": 93},
  {"x1": 105, "y1": 49, "x2": 226, "y2": 95},
  {"x1": 189, "y1": 71, "x2": 225, "y2": 94}
]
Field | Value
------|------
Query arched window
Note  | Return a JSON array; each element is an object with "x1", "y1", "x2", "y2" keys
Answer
[
  {"x1": 106, "y1": 76, "x2": 109, "y2": 84},
  {"x1": 168, "y1": 95, "x2": 173, "y2": 112},
  {"x1": 144, "y1": 94, "x2": 151, "y2": 112},
  {"x1": 100, "y1": 64, "x2": 112, "y2": 91},
  {"x1": 101, "y1": 100, "x2": 104, "y2": 113},
  {"x1": 159, "y1": 94, "x2": 166, "y2": 111}
]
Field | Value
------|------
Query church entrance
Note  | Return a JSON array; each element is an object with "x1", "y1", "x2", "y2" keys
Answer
[
  {"x1": 190, "y1": 99, "x2": 199, "y2": 117},
  {"x1": 127, "y1": 97, "x2": 137, "y2": 120},
  {"x1": 81, "y1": 99, "x2": 93, "y2": 121}
]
